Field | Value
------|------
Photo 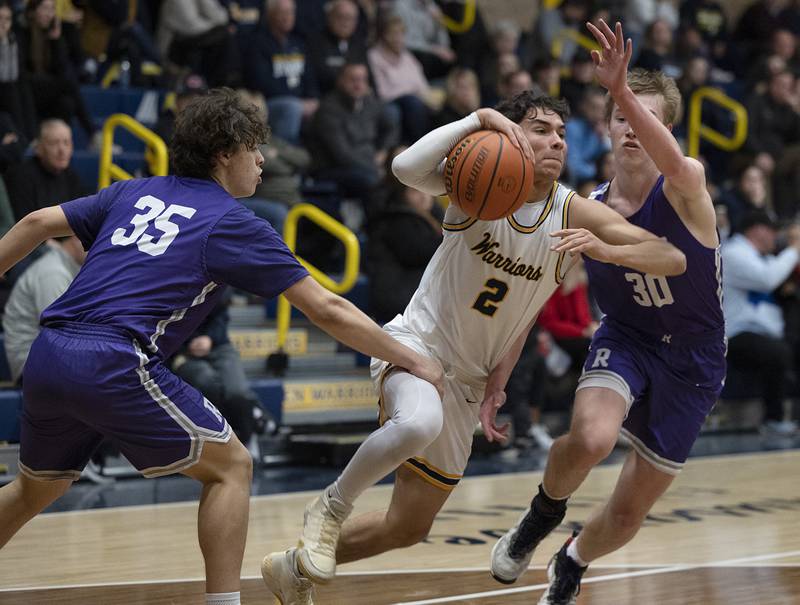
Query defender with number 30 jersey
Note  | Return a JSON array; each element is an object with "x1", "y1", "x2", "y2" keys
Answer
[{"x1": 580, "y1": 176, "x2": 726, "y2": 474}]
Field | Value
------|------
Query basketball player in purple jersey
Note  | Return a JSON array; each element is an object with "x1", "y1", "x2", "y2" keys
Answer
[
  {"x1": 0, "y1": 89, "x2": 443, "y2": 605},
  {"x1": 491, "y1": 21, "x2": 726, "y2": 604}
]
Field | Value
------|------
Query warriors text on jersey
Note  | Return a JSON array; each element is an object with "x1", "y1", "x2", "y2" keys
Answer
[
  {"x1": 583, "y1": 176, "x2": 724, "y2": 341},
  {"x1": 384, "y1": 182, "x2": 575, "y2": 383}
]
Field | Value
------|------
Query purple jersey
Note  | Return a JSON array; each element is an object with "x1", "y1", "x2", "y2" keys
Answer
[
  {"x1": 583, "y1": 176, "x2": 724, "y2": 341},
  {"x1": 41, "y1": 176, "x2": 308, "y2": 360}
]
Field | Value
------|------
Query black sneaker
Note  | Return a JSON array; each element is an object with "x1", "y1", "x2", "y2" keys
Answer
[{"x1": 538, "y1": 532, "x2": 587, "y2": 605}]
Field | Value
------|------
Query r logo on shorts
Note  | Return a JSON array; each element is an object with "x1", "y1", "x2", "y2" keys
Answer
[{"x1": 591, "y1": 348, "x2": 611, "y2": 368}]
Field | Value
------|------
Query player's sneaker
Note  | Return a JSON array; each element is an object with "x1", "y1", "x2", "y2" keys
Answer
[
  {"x1": 296, "y1": 489, "x2": 352, "y2": 583},
  {"x1": 261, "y1": 548, "x2": 314, "y2": 605},
  {"x1": 490, "y1": 504, "x2": 565, "y2": 584},
  {"x1": 538, "y1": 533, "x2": 588, "y2": 605}
]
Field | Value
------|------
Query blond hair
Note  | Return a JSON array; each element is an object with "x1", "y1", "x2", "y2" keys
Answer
[{"x1": 605, "y1": 67, "x2": 682, "y2": 125}]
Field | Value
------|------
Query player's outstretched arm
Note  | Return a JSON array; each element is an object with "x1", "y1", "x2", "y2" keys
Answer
[
  {"x1": 0, "y1": 206, "x2": 73, "y2": 275},
  {"x1": 587, "y1": 20, "x2": 706, "y2": 201},
  {"x1": 284, "y1": 276, "x2": 444, "y2": 398},
  {"x1": 562, "y1": 195, "x2": 686, "y2": 275}
]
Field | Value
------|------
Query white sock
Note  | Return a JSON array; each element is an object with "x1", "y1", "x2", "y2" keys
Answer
[
  {"x1": 567, "y1": 536, "x2": 589, "y2": 567},
  {"x1": 334, "y1": 371, "x2": 443, "y2": 505},
  {"x1": 206, "y1": 591, "x2": 240, "y2": 605}
]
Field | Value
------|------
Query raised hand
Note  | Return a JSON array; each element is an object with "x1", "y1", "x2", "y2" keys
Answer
[{"x1": 586, "y1": 19, "x2": 632, "y2": 96}]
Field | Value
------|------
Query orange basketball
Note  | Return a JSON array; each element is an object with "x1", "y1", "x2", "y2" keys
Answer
[{"x1": 443, "y1": 130, "x2": 535, "y2": 220}]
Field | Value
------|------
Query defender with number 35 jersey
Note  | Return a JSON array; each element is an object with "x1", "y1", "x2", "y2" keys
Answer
[{"x1": 22, "y1": 176, "x2": 309, "y2": 479}]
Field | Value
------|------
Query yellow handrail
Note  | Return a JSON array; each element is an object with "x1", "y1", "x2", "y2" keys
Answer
[
  {"x1": 275, "y1": 203, "x2": 361, "y2": 349},
  {"x1": 551, "y1": 28, "x2": 601, "y2": 61},
  {"x1": 544, "y1": 0, "x2": 563, "y2": 8},
  {"x1": 687, "y1": 86, "x2": 748, "y2": 159},
  {"x1": 440, "y1": 0, "x2": 476, "y2": 33},
  {"x1": 98, "y1": 113, "x2": 168, "y2": 190}
]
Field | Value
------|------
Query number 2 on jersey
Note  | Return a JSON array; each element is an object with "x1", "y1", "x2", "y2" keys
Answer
[
  {"x1": 111, "y1": 195, "x2": 196, "y2": 257},
  {"x1": 472, "y1": 278, "x2": 509, "y2": 316},
  {"x1": 624, "y1": 272, "x2": 674, "y2": 308}
]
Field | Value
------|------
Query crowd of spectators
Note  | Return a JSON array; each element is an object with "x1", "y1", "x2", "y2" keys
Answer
[{"x1": 1, "y1": 0, "x2": 800, "y2": 444}]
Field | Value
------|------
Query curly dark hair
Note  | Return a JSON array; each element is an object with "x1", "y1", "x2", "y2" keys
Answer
[
  {"x1": 494, "y1": 91, "x2": 570, "y2": 125},
  {"x1": 171, "y1": 88, "x2": 269, "y2": 179}
]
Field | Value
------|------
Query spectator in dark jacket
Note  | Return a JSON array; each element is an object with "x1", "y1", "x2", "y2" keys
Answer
[
  {"x1": 307, "y1": 0, "x2": 368, "y2": 95},
  {"x1": 366, "y1": 180, "x2": 442, "y2": 323},
  {"x1": 4, "y1": 118, "x2": 86, "y2": 220},
  {"x1": 244, "y1": 0, "x2": 319, "y2": 144},
  {"x1": 0, "y1": 0, "x2": 36, "y2": 140},
  {"x1": 170, "y1": 288, "x2": 265, "y2": 449},
  {"x1": 312, "y1": 61, "x2": 398, "y2": 205},
  {"x1": 0, "y1": 110, "x2": 25, "y2": 174}
]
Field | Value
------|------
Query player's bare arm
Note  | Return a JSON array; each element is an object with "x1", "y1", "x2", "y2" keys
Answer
[
  {"x1": 0, "y1": 206, "x2": 73, "y2": 275},
  {"x1": 284, "y1": 276, "x2": 445, "y2": 397},
  {"x1": 392, "y1": 109, "x2": 533, "y2": 196},
  {"x1": 479, "y1": 318, "x2": 537, "y2": 443},
  {"x1": 563, "y1": 195, "x2": 686, "y2": 275},
  {"x1": 588, "y1": 20, "x2": 717, "y2": 241}
]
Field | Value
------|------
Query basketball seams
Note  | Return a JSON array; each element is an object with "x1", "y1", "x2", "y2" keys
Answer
[
  {"x1": 453, "y1": 131, "x2": 496, "y2": 209},
  {"x1": 475, "y1": 132, "x2": 504, "y2": 219},
  {"x1": 501, "y1": 145, "x2": 530, "y2": 218}
]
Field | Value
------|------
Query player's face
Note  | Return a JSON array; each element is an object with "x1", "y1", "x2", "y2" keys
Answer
[
  {"x1": 223, "y1": 145, "x2": 264, "y2": 198},
  {"x1": 519, "y1": 108, "x2": 566, "y2": 183},
  {"x1": 609, "y1": 94, "x2": 665, "y2": 166}
]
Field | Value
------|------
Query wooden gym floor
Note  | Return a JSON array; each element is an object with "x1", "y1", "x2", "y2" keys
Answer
[{"x1": 0, "y1": 449, "x2": 798, "y2": 604}]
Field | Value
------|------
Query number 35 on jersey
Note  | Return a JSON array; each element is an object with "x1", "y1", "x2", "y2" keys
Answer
[{"x1": 111, "y1": 195, "x2": 196, "y2": 257}]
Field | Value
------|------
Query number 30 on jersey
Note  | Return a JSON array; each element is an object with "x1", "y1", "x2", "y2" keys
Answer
[{"x1": 624, "y1": 272, "x2": 674, "y2": 308}]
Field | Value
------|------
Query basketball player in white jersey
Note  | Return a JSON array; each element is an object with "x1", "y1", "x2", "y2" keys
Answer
[{"x1": 262, "y1": 92, "x2": 687, "y2": 603}]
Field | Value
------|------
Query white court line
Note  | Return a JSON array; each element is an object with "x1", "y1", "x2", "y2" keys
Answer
[
  {"x1": 3, "y1": 555, "x2": 799, "y2": 593},
  {"x1": 390, "y1": 550, "x2": 800, "y2": 605}
]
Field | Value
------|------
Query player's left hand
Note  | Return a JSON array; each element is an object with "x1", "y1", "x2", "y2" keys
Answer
[
  {"x1": 479, "y1": 390, "x2": 510, "y2": 443},
  {"x1": 550, "y1": 228, "x2": 614, "y2": 262},
  {"x1": 586, "y1": 20, "x2": 632, "y2": 96}
]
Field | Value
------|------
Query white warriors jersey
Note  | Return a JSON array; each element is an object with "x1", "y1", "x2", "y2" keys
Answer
[{"x1": 385, "y1": 181, "x2": 576, "y2": 383}]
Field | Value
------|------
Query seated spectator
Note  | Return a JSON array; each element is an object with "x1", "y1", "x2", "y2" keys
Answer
[
  {"x1": 366, "y1": 179, "x2": 442, "y2": 323},
  {"x1": 0, "y1": 110, "x2": 25, "y2": 174},
  {"x1": 0, "y1": 0, "x2": 37, "y2": 140},
  {"x1": 531, "y1": 58, "x2": 561, "y2": 98},
  {"x1": 722, "y1": 211, "x2": 800, "y2": 436},
  {"x1": 239, "y1": 88, "x2": 311, "y2": 232},
  {"x1": 157, "y1": 0, "x2": 238, "y2": 87},
  {"x1": 153, "y1": 72, "x2": 209, "y2": 147},
  {"x1": 623, "y1": 0, "x2": 679, "y2": 64},
  {"x1": 18, "y1": 0, "x2": 97, "y2": 141},
  {"x1": 476, "y1": 20, "x2": 524, "y2": 106},
  {"x1": 538, "y1": 259, "x2": 597, "y2": 377},
  {"x1": 532, "y1": 0, "x2": 591, "y2": 67},
  {"x1": 565, "y1": 86, "x2": 610, "y2": 184},
  {"x1": 560, "y1": 50, "x2": 597, "y2": 112},
  {"x1": 77, "y1": 0, "x2": 162, "y2": 86},
  {"x1": 225, "y1": 0, "x2": 263, "y2": 43},
  {"x1": 2, "y1": 236, "x2": 86, "y2": 383},
  {"x1": 679, "y1": 0, "x2": 730, "y2": 69},
  {"x1": 307, "y1": 0, "x2": 368, "y2": 96},
  {"x1": 745, "y1": 68, "x2": 800, "y2": 219},
  {"x1": 718, "y1": 164, "x2": 773, "y2": 234},
  {"x1": 170, "y1": 288, "x2": 267, "y2": 455},
  {"x1": 480, "y1": 50, "x2": 521, "y2": 107},
  {"x1": 500, "y1": 326, "x2": 552, "y2": 450},
  {"x1": 312, "y1": 62, "x2": 399, "y2": 208},
  {"x1": 433, "y1": 67, "x2": 480, "y2": 128},
  {"x1": 497, "y1": 69, "x2": 537, "y2": 102},
  {"x1": 367, "y1": 14, "x2": 431, "y2": 143},
  {"x1": 633, "y1": 18, "x2": 682, "y2": 80},
  {"x1": 4, "y1": 118, "x2": 86, "y2": 220},
  {"x1": 244, "y1": 0, "x2": 319, "y2": 144},
  {"x1": 391, "y1": 0, "x2": 455, "y2": 80}
]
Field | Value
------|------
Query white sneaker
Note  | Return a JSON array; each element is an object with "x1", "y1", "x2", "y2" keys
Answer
[
  {"x1": 261, "y1": 548, "x2": 314, "y2": 605},
  {"x1": 528, "y1": 424, "x2": 554, "y2": 450},
  {"x1": 491, "y1": 510, "x2": 535, "y2": 584},
  {"x1": 296, "y1": 489, "x2": 352, "y2": 583}
]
